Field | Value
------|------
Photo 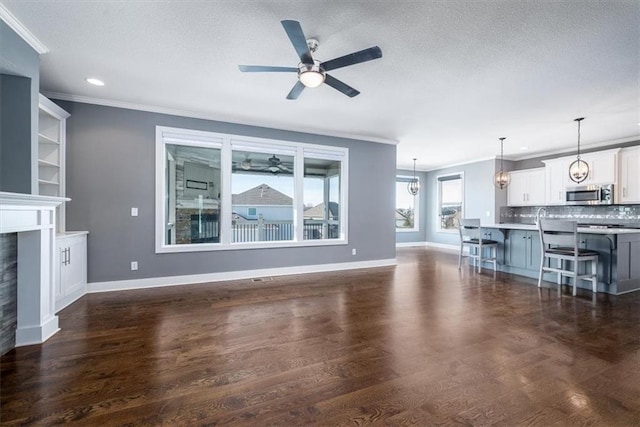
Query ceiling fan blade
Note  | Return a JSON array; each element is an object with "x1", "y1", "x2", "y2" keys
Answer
[
  {"x1": 321, "y1": 46, "x2": 382, "y2": 72},
  {"x1": 286, "y1": 81, "x2": 305, "y2": 100},
  {"x1": 281, "y1": 20, "x2": 313, "y2": 64},
  {"x1": 324, "y1": 74, "x2": 360, "y2": 98},
  {"x1": 239, "y1": 65, "x2": 298, "y2": 73}
]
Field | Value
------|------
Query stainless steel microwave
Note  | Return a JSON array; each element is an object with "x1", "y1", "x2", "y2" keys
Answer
[{"x1": 565, "y1": 184, "x2": 614, "y2": 205}]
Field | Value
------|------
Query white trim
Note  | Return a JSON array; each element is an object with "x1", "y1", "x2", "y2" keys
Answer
[
  {"x1": 156, "y1": 125, "x2": 349, "y2": 253},
  {"x1": 0, "y1": 3, "x2": 49, "y2": 54},
  {"x1": 423, "y1": 156, "x2": 497, "y2": 172},
  {"x1": 436, "y1": 171, "x2": 464, "y2": 233},
  {"x1": 88, "y1": 258, "x2": 397, "y2": 293},
  {"x1": 424, "y1": 241, "x2": 461, "y2": 252},
  {"x1": 15, "y1": 317, "x2": 59, "y2": 347},
  {"x1": 396, "y1": 241, "x2": 428, "y2": 248},
  {"x1": 41, "y1": 91, "x2": 399, "y2": 146},
  {"x1": 507, "y1": 136, "x2": 640, "y2": 162}
]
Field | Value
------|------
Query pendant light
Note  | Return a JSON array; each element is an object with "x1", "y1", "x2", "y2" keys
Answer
[
  {"x1": 493, "y1": 137, "x2": 510, "y2": 189},
  {"x1": 569, "y1": 117, "x2": 589, "y2": 183},
  {"x1": 407, "y1": 158, "x2": 420, "y2": 196}
]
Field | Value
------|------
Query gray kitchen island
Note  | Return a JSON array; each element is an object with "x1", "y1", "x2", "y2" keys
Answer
[{"x1": 477, "y1": 223, "x2": 640, "y2": 295}]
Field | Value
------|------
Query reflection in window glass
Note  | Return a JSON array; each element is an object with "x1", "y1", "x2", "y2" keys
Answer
[
  {"x1": 165, "y1": 144, "x2": 221, "y2": 245},
  {"x1": 231, "y1": 150, "x2": 294, "y2": 242},
  {"x1": 395, "y1": 177, "x2": 418, "y2": 230},
  {"x1": 438, "y1": 174, "x2": 463, "y2": 231},
  {"x1": 303, "y1": 157, "x2": 341, "y2": 240}
]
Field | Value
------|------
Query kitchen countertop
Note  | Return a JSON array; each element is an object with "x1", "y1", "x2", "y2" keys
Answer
[{"x1": 483, "y1": 223, "x2": 640, "y2": 235}]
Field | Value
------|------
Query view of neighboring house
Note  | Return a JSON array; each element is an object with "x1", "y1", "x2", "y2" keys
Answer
[
  {"x1": 231, "y1": 184, "x2": 293, "y2": 242},
  {"x1": 232, "y1": 184, "x2": 293, "y2": 221}
]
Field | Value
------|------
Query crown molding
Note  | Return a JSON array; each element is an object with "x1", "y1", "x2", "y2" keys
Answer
[
  {"x1": 0, "y1": 3, "x2": 49, "y2": 54},
  {"x1": 505, "y1": 135, "x2": 640, "y2": 162},
  {"x1": 42, "y1": 91, "x2": 400, "y2": 146}
]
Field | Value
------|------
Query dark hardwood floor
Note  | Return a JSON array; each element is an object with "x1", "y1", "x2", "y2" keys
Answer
[{"x1": 2, "y1": 247, "x2": 640, "y2": 426}]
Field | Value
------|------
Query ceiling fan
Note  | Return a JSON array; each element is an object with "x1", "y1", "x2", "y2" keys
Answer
[
  {"x1": 238, "y1": 20, "x2": 382, "y2": 99},
  {"x1": 232, "y1": 154, "x2": 292, "y2": 174}
]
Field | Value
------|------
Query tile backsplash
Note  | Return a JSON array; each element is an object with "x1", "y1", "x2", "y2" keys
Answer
[{"x1": 500, "y1": 205, "x2": 640, "y2": 226}]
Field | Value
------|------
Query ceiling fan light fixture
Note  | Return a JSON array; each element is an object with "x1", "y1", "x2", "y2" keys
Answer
[
  {"x1": 298, "y1": 63, "x2": 325, "y2": 88},
  {"x1": 241, "y1": 159, "x2": 251, "y2": 170}
]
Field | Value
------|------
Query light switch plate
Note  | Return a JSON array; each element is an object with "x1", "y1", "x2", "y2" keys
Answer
[{"x1": 131, "y1": 207, "x2": 138, "y2": 216}]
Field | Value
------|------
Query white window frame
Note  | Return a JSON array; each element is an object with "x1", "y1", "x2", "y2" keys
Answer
[
  {"x1": 436, "y1": 172, "x2": 464, "y2": 234},
  {"x1": 395, "y1": 175, "x2": 420, "y2": 232},
  {"x1": 155, "y1": 126, "x2": 349, "y2": 253}
]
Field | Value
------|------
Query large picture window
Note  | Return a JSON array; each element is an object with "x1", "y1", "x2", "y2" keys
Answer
[
  {"x1": 155, "y1": 127, "x2": 348, "y2": 252},
  {"x1": 437, "y1": 173, "x2": 464, "y2": 232},
  {"x1": 395, "y1": 176, "x2": 419, "y2": 231}
]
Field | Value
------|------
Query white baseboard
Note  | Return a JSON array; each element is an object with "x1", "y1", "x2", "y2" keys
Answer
[
  {"x1": 16, "y1": 316, "x2": 59, "y2": 347},
  {"x1": 396, "y1": 241, "x2": 428, "y2": 248},
  {"x1": 424, "y1": 241, "x2": 461, "y2": 252},
  {"x1": 396, "y1": 241, "x2": 463, "y2": 253},
  {"x1": 55, "y1": 285, "x2": 86, "y2": 313},
  {"x1": 88, "y1": 258, "x2": 397, "y2": 293}
]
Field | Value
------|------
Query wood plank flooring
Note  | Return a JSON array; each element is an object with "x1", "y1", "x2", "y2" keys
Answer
[{"x1": 2, "y1": 247, "x2": 640, "y2": 425}]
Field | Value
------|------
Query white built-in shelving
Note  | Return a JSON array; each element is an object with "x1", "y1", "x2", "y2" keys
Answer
[{"x1": 38, "y1": 94, "x2": 70, "y2": 232}]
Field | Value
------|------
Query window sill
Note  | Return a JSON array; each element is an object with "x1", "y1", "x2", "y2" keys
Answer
[
  {"x1": 156, "y1": 238, "x2": 348, "y2": 253},
  {"x1": 396, "y1": 228, "x2": 419, "y2": 233}
]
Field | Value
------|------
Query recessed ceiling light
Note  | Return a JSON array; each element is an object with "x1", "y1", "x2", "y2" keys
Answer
[
  {"x1": 85, "y1": 77, "x2": 105, "y2": 86},
  {"x1": 520, "y1": 146, "x2": 528, "y2": 150}
]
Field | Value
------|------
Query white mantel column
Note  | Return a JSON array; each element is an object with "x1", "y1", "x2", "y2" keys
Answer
[{"x1": 0, "y1": 192, "x2": 68, "y2": 346}]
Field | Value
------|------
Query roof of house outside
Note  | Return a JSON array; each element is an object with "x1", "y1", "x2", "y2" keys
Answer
[
  {"x1": 232, "y1": 184, "x2": 292, "y2": 206},
  {"x1": 304, "y1": 202, "x2": 338, "y2": 219}
]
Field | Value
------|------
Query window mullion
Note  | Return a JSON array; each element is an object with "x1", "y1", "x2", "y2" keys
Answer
[
  {"x1": 294, "y1": 146, "x2": 305, "y2": 242},
  {"x1": 220, "y1": 138, "x2": 232, "y2": 245}
]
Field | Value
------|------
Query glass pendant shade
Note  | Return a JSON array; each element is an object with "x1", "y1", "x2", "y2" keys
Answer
[
  {"x1": 407, "y1": 158, "x2": 420, "y2": 196},
  {"x1": 493, "y1": 170, "x2": 511, "y2": 189},
  {"x1": 493, "y1": 137, "x2": 510, "y2": 189},
  {"x1": 407, "y1": 179, "x2": 420, "y2": 196},
  {"x1": 569, "y1": 158, "x2": 589, "y2": 183}
]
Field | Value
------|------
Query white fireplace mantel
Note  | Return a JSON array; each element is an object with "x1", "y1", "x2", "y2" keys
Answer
[{"x1": 0, "y1": 191, "x2": 69, "y2": 346}]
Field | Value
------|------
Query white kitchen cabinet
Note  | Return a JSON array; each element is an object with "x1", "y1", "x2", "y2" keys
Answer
[
  {"x1": 38, "y1": 95, "x2": 70, "y2": 232},
  {"x1": 619, "y1": 146, "x2": 640, "y2": 203},
  {"x1": 543, "y1": 158, "x2": 570, "y2": 205},
  {"x1": 55, "y1": 232, "x2": 88, "y2": 312},
  {"x1": 575, "y1": 149, "x2": 619, "y2": 185},
  {"x1": 507, "y1": 168, "x2": 545, "y2": 206}
]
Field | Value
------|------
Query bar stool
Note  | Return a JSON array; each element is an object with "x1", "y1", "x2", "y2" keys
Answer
[
  {"x1": 458, "y1": 218, "x2": 498, "y2": 273},
  {"x1": 537, "y1": 219, "x2": 598, "y2": 296}
]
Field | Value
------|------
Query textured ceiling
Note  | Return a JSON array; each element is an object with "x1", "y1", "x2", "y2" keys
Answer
[{"x1": 3, "y1": 1, "x2": 639, "y2": 170}]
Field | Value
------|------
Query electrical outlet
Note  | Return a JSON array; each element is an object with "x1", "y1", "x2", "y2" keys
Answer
[
  {"x1": 131, "y1": 261, "x2": 138, "y2": 271},
  {"x1": 131, "y1": 207, "x2": 138, "y2": 216},
  {"x1": 352, "y1": 248, "x2": 357, "y2": 256}
]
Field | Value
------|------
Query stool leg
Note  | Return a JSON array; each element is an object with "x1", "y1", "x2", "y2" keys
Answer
[
  {"x1": 538, "y1": 255, "x2": 544, "y2": 287},
  {"x1": 592, "y1": 259, "x2": 597, "y2": 293},
  {"x1": 478, "y1": 246, "x2": 482, "y2": 273},
  {"x1": 458, "y1": 243, "x2": 463, "y2": 270}
]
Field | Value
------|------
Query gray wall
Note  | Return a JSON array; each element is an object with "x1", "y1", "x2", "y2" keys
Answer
[
  {"x1": 0, "y1": 21, "x2": 40, "y2": 194},
  {"x1": 425, "y1": 159, "x2": 499, "y2": 246},
  {"x1": 57, "y1": 100, "x2": 397, "y2": 283},
  {"x1": 395, "y1": 169, "x2": 427, "y2": 244}
]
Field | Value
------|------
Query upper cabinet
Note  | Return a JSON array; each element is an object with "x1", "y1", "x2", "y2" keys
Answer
[
  {"x1": 543, "y1": 158, "x2": 569, "y2": 205},
  {"x1": 619, "y1": 146, "x2": 640, "y2": 204},
  {"x1": 38, "y1": 95, "x2": 70, "y2": 232},
  {"x1": 577, "y1": 149, "x2": 619, "y2": 185},
  {"x1": 507, "y1": 168, "x2": 545, "y2": 206}
]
